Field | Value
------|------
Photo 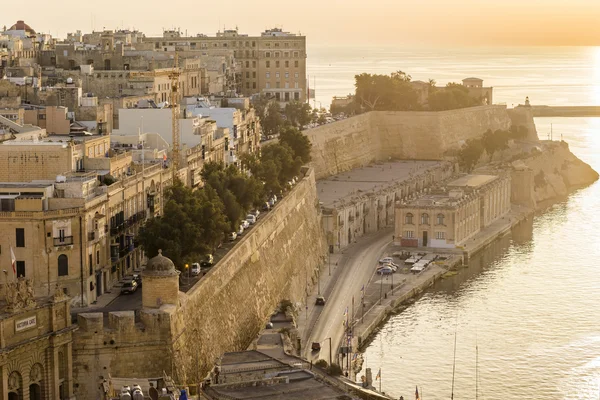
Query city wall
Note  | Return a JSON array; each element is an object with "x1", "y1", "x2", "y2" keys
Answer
[
  {"x1": 306, "y1": 105, "x2": 537, "y2": 180},
  {"x1": 72, "y1": 167, "x2": 328, "y2": 399}
]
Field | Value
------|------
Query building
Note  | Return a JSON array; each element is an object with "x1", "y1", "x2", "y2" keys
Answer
[
  {"x1": 462, "y1": 77, "x2": 493, "y2": 105},
  {"x1": 394, "y1": 174, "x2": 511, "y2": 248},
  {"x1": 0, "y1": 289, "x2": 75, "y2": 400},
  {"x1": 142, "y1": 28, "x2": 307, "y2": 103},
  {"x1": 318, "y1": 161, "x2": 454, "y2": 251}
]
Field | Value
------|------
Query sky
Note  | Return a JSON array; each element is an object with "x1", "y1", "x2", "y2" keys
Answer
[{"x1": 4, "y1": 0, "x2": 600, "y2": 46}]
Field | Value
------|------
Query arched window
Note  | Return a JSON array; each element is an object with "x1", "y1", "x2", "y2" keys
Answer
[
  {"x1": 437, "y1": 213, "x2": 445, "y2": 225},
  {"x1": 58, "y1": 254, "x2": 68, "y2": 277},
  {"x1": 405, "y1": 213, "x2": 413, "y2": 225},
  {"x1": 421, "y1": 213, "x2": 430, "y2": 225}
]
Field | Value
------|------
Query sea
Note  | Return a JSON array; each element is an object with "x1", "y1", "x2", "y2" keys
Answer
[{"x1": 308, "y1": 45, "x2": 600, "y2": 399}]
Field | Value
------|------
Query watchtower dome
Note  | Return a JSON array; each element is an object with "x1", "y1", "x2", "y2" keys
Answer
[{"x1": 142, "y1": 250, "x2": 180, "y2": 309}]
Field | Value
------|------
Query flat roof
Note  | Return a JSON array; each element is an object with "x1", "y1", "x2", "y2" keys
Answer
[
  {"x1": 447, "y1": 174, "x2": 497, "y2": 188},
  {"x1": 316, "y1": 160, "x2": 442, "y2": 208},
  {"x1": 0, "y1": 182, "x2": 53, "y2": 189}
]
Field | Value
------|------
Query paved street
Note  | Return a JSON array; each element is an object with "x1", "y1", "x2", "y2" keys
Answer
[{"x1": 299, "y1": 228, "x2": 393, "y2": 363}]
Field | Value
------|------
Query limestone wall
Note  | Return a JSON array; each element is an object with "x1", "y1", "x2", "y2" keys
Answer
[
  {"x1": 172, "y1": 167, "x2": 327, "y2": 383},
  {"x1": 307, "y1": 106, "x2": 516, "y2": 180}
]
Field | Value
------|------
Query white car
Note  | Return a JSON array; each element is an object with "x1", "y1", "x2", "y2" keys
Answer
[
  {"x1": 242, "y1": 220, "x2": 250, "y2": 229},
  {"x1": 191, "y1": 263, "x2": 201, "y2": 276},
  {"x1": 246, "y1": 214, "x2": 257, "y2": 225},
  {"x1": 237, "y1": 224, "x2": 244, "y2": 236},
  {"x1": 379, "y1": 263, "x2": 397, "y2": 272},
  {"x1": 379, "y1": 257, "x2": 394, "y2": 264},
  {"x1": 228, "y1": 232, "x2": 237, "y2": 241}
]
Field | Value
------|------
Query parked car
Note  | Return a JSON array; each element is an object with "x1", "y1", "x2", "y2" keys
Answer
[
  {"x1": 191, "y1": 263, "x2": 201, "y2": 276},
  {"x1": 121, "y1": 280, "x2": 138, "y2": 294},
  {"x1": 132, "y1": 273, "x2": 142, "y2": 287},
  {"x1": 315, "y1": 296, "x2": 326, "y2": 306},
  {"x1": 379, "y1": 257, "x2": 394, "y2": 264},
  {"x1": 266, "y1": 321, "x2": 274, "y2": 329},
  {"x1": 311, "y1": 342, "x2": 321, "y2": 352},
  {"x1": 378, "y1": 263, "x2": 397, "y2": 272},
  {"x1": 262, "y1": 202, "x2": 271, "y2": 211},
  {"x1": 242, "y1": 220, "x2": 250, "y2": 229},
  {"x1": 250, "y1": 209, "x2": 260, "y2": 219},
  {"x1": 237, "y1": 224, "x2": 245, "y2": 236},
  {"x1": 377, "y1": 266, "x2": 394, "y2": 275},
  {"x1": 268, "y1": 197, "x2": 276, "y2": 207},
  {"x1": 246, "y1": 214, "x2": 257, "y2": 225},
  {"x1": 228, "y1": 232, "x2": 237, "y2": 241}
]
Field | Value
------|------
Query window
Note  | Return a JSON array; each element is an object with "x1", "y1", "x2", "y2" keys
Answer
[
  {"x1": 405, "y1": 213, "x2": 413, "y2": 224},
  {"x1": 88, "y1": 254, "x2": 93, "y2": 275},
  {"x1": 96, "y1": 250, "x2": 100, "y2": 264},
  {"x1": 253, "y1": 82, "x2": 256, "y2": 89},
  {"x1": 58, "y1": 254, "x2": 68, "y2": 276},
  {"x1": 437, "y1": 213, "x2": 445, "y2": 225},
  {"x1": 252, "y1": 71, "x2": 256, "y2": 78},
  {"x1": 295, "y1": 72, "x2": 299, "y2": 78},
  {"x1": 275, "y1": 51, "x2": 280, "y2": 57},
  {"x1": 276, "y1": 60, "x2": 280, "y2": 67},
  {"x1": 421, "y1": 213, "x2": 430, "y2": 225},
  {"x1": 295, "y1": 82, "x2": 299, "y2": 89},
  {"x1": 285, "y1": 61, "x2": 289, "y2": 68},
  {"x1": 436, "y1": 232, "x2": 446, "y2": 240},
  {"x1": 16, "y1": 260, "x2": 25, "y2": 277},
  {"x1": 245, "y1": 61, "x2": 249, "y2": 68},
  {"x1": 252, "y1": 60, "x2": 256, "y2": 68},
  {"x1": 294, "y1": 92, "x2": 300, "y2": 100},
  {"x1": 246, "y1": 71, "x2": 250, "y2": 78},
  {"x1": 252, "y1": 41, "x2": 256, "y2": 47},
  {"x1": 16, "y1": 228, "x2": 25, "y2": 247},
  {"x1": 275, "y1": 82, "x2": 280, "y2": 89},
  {"x1": 266, "y1": 83, "x2": 271, "y2": 89},
  {"x1": 266, "y1": 52, "x2": 271, "y2": 58},
  {"x1": 275, "y1": 43, "x2": 280, "y2": 48},
  {"x1": 285, "y1": 82, "x2": 289, "y2": 89},
  {"x1": 266, "y1": 72, "x2": 270, "y2": 78},
  {"x1": 266, "y1": 60, "x2": 270, "y2": 68},
  {"x1": 404, "y1": 231, "x2": 414, "y2": 239},
  {"x1": 275, "y1": 72, "x2": 280, "y2": 78},
  {"x1": 294, "y1": 60, "x2": 299, "y2": 68},
  {"x1": 246, "y1": 82, "x2": 250, "y2": 89},
  {"x1": 294, "y1": 51, "x2": 299, "y2": 57}
]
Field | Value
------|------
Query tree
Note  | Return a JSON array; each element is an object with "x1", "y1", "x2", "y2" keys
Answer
[
  {"x1": 284, "y1": 101, "x2": 312, "y2": 128},
  {"x1": 262, "y1": 102, "x2": 284, "y2": 137},
  {"x1": 279, "y1": 126, "x2": 311, "y2": 164},
  {"x1": 428, "y1": 82, "x2": 480, "y2": 111},
  {"x1": 354, "y1": 72, "x2": 420, "y2": 112},
  {"x1": 458, "y1": 139, "x2": 484, "y2": 172}
]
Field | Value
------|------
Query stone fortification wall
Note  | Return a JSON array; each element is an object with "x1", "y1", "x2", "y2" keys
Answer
[
  {"x1": 73, "y1": 309, "x2": 178, "y2": 400},
  {"x1": 307, "y1": 105, "x2": 517, "y2": 180},
  {"x1": 510, "y1": 141, "x2": 598, "y2": 208},
  {"x1": 173, "y1": 167, "x2": 327, "y2": 383}
]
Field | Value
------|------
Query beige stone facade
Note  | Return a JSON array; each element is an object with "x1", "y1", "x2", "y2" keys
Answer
[
  {"x1": 0, "y1": 296, "x2": 75, "y2": 400},
  {"x1": 395, "y1": 174, "x2": 511, "y2": 248}
]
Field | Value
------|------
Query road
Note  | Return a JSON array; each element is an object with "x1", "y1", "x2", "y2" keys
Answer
[{"x1": 303, "y1": 229, "x2": 392, "y2": 363}]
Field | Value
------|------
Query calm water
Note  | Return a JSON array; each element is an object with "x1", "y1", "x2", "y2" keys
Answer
[
  {"x1": 307, "y1": 45, "x2": 600, "y2": 109},
  {"x1": 309, "y1": 46, "x2": 600, "y2": 399}
]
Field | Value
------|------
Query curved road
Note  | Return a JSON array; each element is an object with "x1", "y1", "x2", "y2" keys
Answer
[{"x1": 304, "y1": 229, "x2": 392, "y2": 362}]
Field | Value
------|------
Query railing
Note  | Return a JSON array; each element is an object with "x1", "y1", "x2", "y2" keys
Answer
[{"x1": 53, "y1": 236, "x2": 74, "y2": 246}]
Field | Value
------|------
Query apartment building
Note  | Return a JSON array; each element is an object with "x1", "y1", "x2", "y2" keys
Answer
[{"x1": 142, "y1": 27, "x2": 307, "y2": 102}]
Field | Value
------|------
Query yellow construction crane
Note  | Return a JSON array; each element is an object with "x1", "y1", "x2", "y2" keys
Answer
[{"x1": 169, "y1": 53, "x2": 181, "y2": 182}]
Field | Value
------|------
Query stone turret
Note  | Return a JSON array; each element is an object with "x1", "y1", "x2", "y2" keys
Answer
[{"x1": 142, "y1": 250, "x2": 180, "y2": 309}]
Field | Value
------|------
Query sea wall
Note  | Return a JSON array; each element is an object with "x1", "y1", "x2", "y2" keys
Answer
[
  {"x1": 173, "y1": 166, "x2": 328, "y2": 383},
  {"x1": 511, "y1": 141, "x2": 599, "y2": 208},
  {"x1": 307, "y1": 105, "x2": 517, "y2": 180}
]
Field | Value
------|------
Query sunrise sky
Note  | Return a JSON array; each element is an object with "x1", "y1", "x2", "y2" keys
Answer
[{"x1": 4, "y1": 0, "x2": 600, "y2": 46}]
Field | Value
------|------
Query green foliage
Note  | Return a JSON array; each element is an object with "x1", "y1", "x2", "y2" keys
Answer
[
  {"x1": 279, "y1": 126, "x2": 312, "y2": 164},
  {"x1": 262, "y1": 102, "x2": 284, "y2": 137},
  {"x1": 326, "y1": 363, "x2": 343, "y2": 376},
  {"x1": 317, "y1": 114, "x2": 327, "y2": 125},
  {"x1": 284, "y1": 101, "x2": 312, "y2": 128},
  {"x1": 138, "y1": 180, "x2": 228, "y2": 268},
  {"x1": 458, "y1": 125, "x2": 530, "y2": 171},
  {"x1": 354, "y1": 71, "x2": 420, "y2": 112},
  {"x1": 428, "y1": 83, "x2": 481, "y2": 111},
  {"x1": 315, "y1": 359, "x2": 328, "y2": 369},
  {"x1": 458, "y1": 139, "x2": 484, "y2": 172}
]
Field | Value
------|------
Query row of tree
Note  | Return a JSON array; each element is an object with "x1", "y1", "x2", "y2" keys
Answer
[
  {"x1": 458, "y1": 126, "x2": 529, "y2": 171},
  {"x1": 349, "y1": 71, "x2": 483, "y2": 114},
  {"x1": 253, "y1": 96, "x2": 322, "y2": 136},
  {"x1": 139, "y1": 127, "x2": 312, "y2": 268}
]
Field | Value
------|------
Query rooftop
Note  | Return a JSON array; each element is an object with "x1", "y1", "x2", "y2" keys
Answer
[
  {"x1": 447, "y1": 174, "x2": 497, "y2": 189},
  {"x1": 316, "y1": 160, "x2": 442, "y2": 208}
]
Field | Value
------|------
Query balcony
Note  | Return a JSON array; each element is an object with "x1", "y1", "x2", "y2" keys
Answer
[{"x1": 53, "y1": 236, "x2": 73, "y2": 246}]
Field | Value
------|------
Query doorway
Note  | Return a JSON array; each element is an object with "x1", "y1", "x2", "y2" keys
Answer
[
  {"x1": 422, "y1": 231, "x2": 428, "y2": 247},
  {"x1": 96, "y1": 272, "x2": 102, "y2": 297},
  {"x1": 29, "y1": 383, "x2": 41, "y2": 400}
]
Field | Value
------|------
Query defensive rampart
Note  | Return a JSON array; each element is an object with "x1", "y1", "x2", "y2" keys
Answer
[
  {"x1": 73, "y1": 167, "x2": 328, "y2": 399},
  {"x1": 307, "y1": 105, "x2": 536, "y2": 180}
]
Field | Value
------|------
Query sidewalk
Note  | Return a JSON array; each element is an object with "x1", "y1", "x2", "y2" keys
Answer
[{"x1": 71, "y1": 280, "x2": 124, "y2": 314}]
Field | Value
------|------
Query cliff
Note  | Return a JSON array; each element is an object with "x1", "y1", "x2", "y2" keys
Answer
[
  {"x1": 510, "y1": 141, "x2": 598, "y2": 209},
  {"x1": 307, "y1": 105, "x2": 520, "y2": 180}
]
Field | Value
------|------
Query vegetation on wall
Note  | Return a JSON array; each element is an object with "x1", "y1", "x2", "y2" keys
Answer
[{"x1": 457, "y1": 126, "x2": 529, "y2": 172}]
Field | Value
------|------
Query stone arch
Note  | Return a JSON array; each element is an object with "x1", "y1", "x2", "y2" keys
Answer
[
  {"x1": 8, "y1": 370, "x2": 23, "y2": 399},
  {"x1": 29, "y1": 363, "x2": 44, "y2": 400},
  {"x1": 58, "y1": 254, "x2": 69, "y2": 277}
]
